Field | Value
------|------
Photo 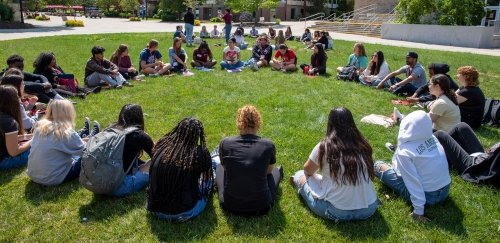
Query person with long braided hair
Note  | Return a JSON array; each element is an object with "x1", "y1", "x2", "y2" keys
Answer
[
  {"x1": 213, "y1": 105, "x2": 283, "y2": 216},
  {"x1": 147, "y1": 117, "x2": 213, "y2": 222}
]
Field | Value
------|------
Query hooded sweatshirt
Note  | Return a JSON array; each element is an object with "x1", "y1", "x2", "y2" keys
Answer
[{"x1": 392, "y1": 110, "x2": 451, "y2": 215}]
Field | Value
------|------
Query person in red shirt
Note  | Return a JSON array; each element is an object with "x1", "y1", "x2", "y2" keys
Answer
[
  {"x1": 270, "y1": 44, "x2": 297, "y2": 72},
  {"x1": 191, "y1": 41, "x2": 217, "y2": 69}
]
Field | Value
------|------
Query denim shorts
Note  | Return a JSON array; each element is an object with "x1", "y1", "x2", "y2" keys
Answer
[
  {"x1": 374, "y1": 161, "x2": 450, "y2": 205},
  {"x1": 0, "y1": 150, "x2": 29, "y2": 170},
  {"x1": 293, "y1": 170, "x2": 378, "y2": 222},
  {"x1": 153, "y1": 197, "x2": 209, "y2": 222},
  {"x1": 111, "y1": 168, "x2": 149, "y2": 197}
]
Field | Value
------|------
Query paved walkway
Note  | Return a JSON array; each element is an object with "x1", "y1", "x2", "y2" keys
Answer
[{"x1": 1, "y1": 17, "x2": 500, "y2": 56}]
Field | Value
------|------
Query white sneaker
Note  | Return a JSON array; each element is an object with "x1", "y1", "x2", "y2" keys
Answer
[
  {"x1": 385, "y1": 142, "x2": 396, "y2": 153},
  {"x1": 393, "y1": 107, "x2": 404, "y2": 121},
  {"x1": 136, "y1": 74, "x2": 146, "y2": 79},
  {"x1": 150, "y1": 73, "x2": 160, "y2": 77}
]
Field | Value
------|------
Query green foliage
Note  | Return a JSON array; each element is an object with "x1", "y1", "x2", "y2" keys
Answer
[
  {"x1": 210, "y1": 16, "x2": 222, "y2": 22},
  {"x1": 308, "y1": 0, "x2": 327, "y2": 14},
  {"x1": 64, "y1": 19, "x2": 84, "y2": 26},
  {"x1": 0, "y1": 1, "x2": 13, "y2": 22},
  {"x1": 35, "y1": 15, "x2": 50, "y2": 21},
  {"x1": 396, "y1": 0, "x2": 486, "y2": 25},
  {"x1": 159, "y1": 0, "x2": 185, "y2": 16},
  {"x1": 96, "y1": 0, "x2": 121, "y2": 12},
  {"x1": 103, "y1": 10, "x2": 119, "y2": 17},
  {"x1": 225, "y1": 0, "x2": 280, "y2": 14},
  {"x1": 160, "y1": 11, "x2": 177, "y2": 21},
  {"x1": 194, "y1": 19, "x2": 200, "y2": 26},
  {"x1": 275, "y1": 18, "x2": 280, "y2": 25},
  {"x1": 26, "y1": 0, "x2": 47, "y2": 11},
  {"x1": 120, "y1": 0, "x2": 139, "y2": 15},
  {"x1": 129, "y1": 16, "x2": 140, "y2": 21}
]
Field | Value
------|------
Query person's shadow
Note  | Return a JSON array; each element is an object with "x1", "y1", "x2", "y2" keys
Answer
[
  {"x1": 0, "y1": 167, "x2": 24, "y2": 185},
  {"x1": 424, "y1": 197, "x2": 467, "y2": 237},
  {"x1": 147, "y1": 199, "x2": 218, "y2": 241},
  {"x1": 78, "y1": 192, "x2": 146, "y2": 222},
  {"x1": 24, "y1": 180, "x2": 80, "y2": 206},
  {"x1": 475, "y1": 126, "x2": 500, "y2": 146}
]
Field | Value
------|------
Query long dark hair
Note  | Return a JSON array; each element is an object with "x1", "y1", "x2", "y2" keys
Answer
[
  {"x1": 173, "y1": 37, "x2": 182, "y2": 56},
  {"x1": 150, "y1": 118, "x2": 212, "y2": 204},
  {"x1": 110, "y1": 44, "x2": 128, "y2": 68},
  {"x1": 110, "y1": 104, "x2": 145, "y2": 130},
  {"x1": 318, "y1": 107, "x2": 374, "y2": 185},
  {"x1": 431, "y1": 74, "x2": 458, "y2": 105},
  {"x1": 33, "y1": 52, "x2": 55, "y2": 74},
  {"x1": 0, "y1": 85, "x2": 24, "y2": 135},
  {"x1": 1, "y1": 75, "x2": 23, "y2": 97},
  {"x1": 369, "y1": 51, "x2": 384, "y2": 75},
  {"x1": 313, "y1": 43, "x2": 327, "y2": 60}
]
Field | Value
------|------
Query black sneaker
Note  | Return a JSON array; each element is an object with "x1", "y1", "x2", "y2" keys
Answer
[
  {"x1": 90, "y1": 121, "x2": 100, "y2": 136},
  {"x1": 276, "y1": 166, "x2": 284, "y2": 188},
  {"x1": 78, "y1": 117, "x2": 90, "y2": 138},
  {"x1": 385, "y1": 142, "x2": 396, "y2": 153},
  {"x1": 76, "y1": 93, "x2": 86, "y2": 99}
]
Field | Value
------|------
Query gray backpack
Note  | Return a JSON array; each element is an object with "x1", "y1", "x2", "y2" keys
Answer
[{"x1": 79, "y1": 126, "x2": 139, "y2": 194}]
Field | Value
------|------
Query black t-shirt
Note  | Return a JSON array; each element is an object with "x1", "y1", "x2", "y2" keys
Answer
[
  {"x1": 252, "y1": 44, "x2": 273, "y2": 62},
  {"x1": 184, "y1": 11, "x2": 194, "y2": 25},
  {"x1": 0, "y1": 112, "x2": 19, "y2": 161},
  {"x1": 219, "y1": 134, "x2": 276, "y2": 214},
  {"x1": 457, "y1": 86, "x2": 485, "y2": 129},
  {"x1": 122, "y1": 130, "x2": 154, "y2": 174}
]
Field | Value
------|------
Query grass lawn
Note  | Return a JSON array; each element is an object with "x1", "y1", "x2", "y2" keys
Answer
[{"x1": 0, "y1": 33, "x2": 499, "y2": 242}]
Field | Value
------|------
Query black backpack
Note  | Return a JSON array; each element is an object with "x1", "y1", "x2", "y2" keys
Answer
[
  {"x1": 336, "y1": 65, "x2": 358, "y2": 81},
  {"x1": 482, "y1": 98, "x2": 500, "y2": 127}
]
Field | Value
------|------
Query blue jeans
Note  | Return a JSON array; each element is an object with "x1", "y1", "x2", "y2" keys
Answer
[
  {"x1": 63, "y1": 157, "x2": 81, "y2": 182},
  {"x1": 86, "y1": 72, "x2": 126, "y2": 87},
  {"x1": 0, "y1": 150, "x2": 29, "y2": 170},
  {"x1": 224, "y1": 24, "x2": 232, "y2": 44},
  {"x1": 292, "y1": 170, "x2": 378, "y2": 222},
  {"x1": 220, "y1": 61, "x2": 243, "y2": 70},
  {"x1": 374, "y1": 161, "x2": 450, "y2": 205},
  {"x1": 111, "y1": 167, "x2": 149, "y2": 197},
  {"x1": 185, "y1": 23, "x2": 193, "y2": 44},
  {"x1": 393, "y1": 83, "x2": 418, "y2": 96}
]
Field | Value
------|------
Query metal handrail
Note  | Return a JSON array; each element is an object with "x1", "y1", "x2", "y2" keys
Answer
[
  {"x1": 326, "y1": 3, "x2": 378, "y2": 21},
  {"x1": 299, "y1": 12, "x2": 325, "y2": 22}
]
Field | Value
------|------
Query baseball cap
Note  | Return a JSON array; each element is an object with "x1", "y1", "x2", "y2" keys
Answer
[{"x1": 406, "y1": 51, "x2": 418, "y2": 59}]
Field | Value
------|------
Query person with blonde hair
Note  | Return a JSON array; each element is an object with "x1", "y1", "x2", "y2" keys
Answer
[
  {"x1": 213, "y1": 105, "x2": 283, "y2": 216},
  {"x1": 27, "y1": 99, "x2": 98, "y2": 185},
  {"x1": 455, "y1": 66, "x2": 485, "y2": 129}
]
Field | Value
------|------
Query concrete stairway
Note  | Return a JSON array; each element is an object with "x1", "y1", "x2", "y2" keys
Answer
[{"x1": 309, "y1": 13, "x2": 395, "y2": 38}]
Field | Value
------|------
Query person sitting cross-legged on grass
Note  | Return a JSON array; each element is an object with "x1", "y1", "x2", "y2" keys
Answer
[
  {"x1": 85, "y1": 46, "x2": 132, "y2": 88},
  {"x1": 110, "y1": 44, "x2": 144, "y2": 82},
  {"x1": 1, "y1": 74, "x2": 37, "y2": 131},
  {"x1": 291, "y1": 107, "x2": 379, "y2": 222},
  {"x1": 191, "y1": 41, "x2": 217, "y2": 69},
  {"x1": 336, "y1": 42, "x2": 368, "y2": 76},
  {"x1": 0, "y1": 85, "x2": 31, "y2": 170},
  {"x1": 299, "y1": 43, "x2": 327, "y2": 75},
  {"x1": 27, "y1": 100, "x2": 99, "y2": 186},
  {"x1": 270, "y1": 44, "x2": 297, "y2": 72},
  {"x1": 247, "y1": 35, "x2": 273, "y2": 71},
  {"x1": 139, "y1": 39, "x2": 171, "y2": 77},
  {"x1": 213, "y1": 105, "x2": 284, "y2": 216},
  {"x1": 375, "y1": 110, "x2": 451, "y2": 222},
  {"x1": 220, "y1": 38, "x2": 243, "y2": 70},
  {"x1": 147, "y1": 117, "x2": 213, "y2": 222},
  {"x1": 359, "y1": 50, "x2": 390, "y2": 87},
  {"x1": 169, "y1": 37, "x2": 188, "y2": 73}
]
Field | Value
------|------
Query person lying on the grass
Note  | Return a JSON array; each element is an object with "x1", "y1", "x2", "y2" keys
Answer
[
  {"x1": 213, "y1": 105, "x2": 284, "y2": 216},
  {"x1": 299, "y1": 43, "x2": 327, "y2": 75},
  {"x1": 27, "y1": 100, "x2": 94, "y2": 186},
  {"x1": 110, "y1": 44, "x2": 144, "y2": 81},
  {"x1": 375, "y1": 110, "x2": 451, "y2": 222},
  {"x1": 407, "y1": 63, "x2": 458, "y2": 106},
  {"x1": 248, "y1": 35, "x2": 273, "y2": 71},
  {"x1": 0, "y1": 85, "x2": 31, "y2": 170},
  {"x1": 1, "y1": 54, "x2": 64, "y2": 103},
  {"x1": 1, "y1": 74, "x2": 37, "y2": 131},
  {"x1": 291, "y1": 107, "x2": 379, "y2": 222},
  {"x1": 359, "y1": 50, "x2": 390, "y2": 86},
  {"x1": 139, "y1": 39, "x2": 171, "y2": 77},
  {"x1": 191, "y1": 41, "x2": 217, "y2": 69},
  {"x1": 220, "y1": 38, "x2": 243, "y2": 70},
  {"x1": 33, "y1": 52, "x2": 98, "y2": 98},
  {"x1": 270, "y1": 44, "x2": 297, "y2": 72},
  {"x1": 434, "y1": 122, "x2": 499, "y2": 186},
  {"x1": 85, "y1": 46, "x2": 132, "y2": 88},
  {"x1": 147, "y1": 117, "x2": 213, "y2": 222},
  {"x1": 169, "y1": 37, "x2": 188, "y2": 73},
  {"x1": 376, "y1": 51, "x2": 427, "y2": 97}
]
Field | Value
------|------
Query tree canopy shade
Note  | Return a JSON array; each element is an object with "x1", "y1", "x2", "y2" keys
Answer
[
  {"x1": 396, "y1": 0, "x2": 485, "y2": 25},
  {"x1": 224, "y1": 0, "x2": 280, "y2": 14}
]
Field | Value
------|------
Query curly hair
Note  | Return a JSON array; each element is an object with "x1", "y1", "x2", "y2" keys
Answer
[
  {"x1": 237, "y1": 105, "x2": 261, "y2": 132},
  {"x1": 457, "y1": 66, "x2": 479, "y2": 86}
]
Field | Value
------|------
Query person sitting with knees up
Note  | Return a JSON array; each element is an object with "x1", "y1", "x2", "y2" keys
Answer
[
  {"x1": 270, "y1": 44, "x2": 297, "y2": 72},
  {"x1": 274, "y1": 30, "x2": 286, "y2": 50},
  {"x1": 285, "y1": 26, "x2": 293, "y2": 40},
  {"x1": 359, "y1": 51, "x2": 390, "y2": 86},
  {"x1": 147, "y1": 118, "x2": 213, "y2": 222},
  {"x1": 169, "y1": 37, "x2": 188, "y2": 73},
  {"x1": 191, "y1": 41, "x2": 217, "y2": 69},
  {"x1": 0, "y1": 85, "x2": 31, "y2": 170},
  {"x1": 291, "y1": 107, "x2": 379, "y2": 222},
  {"x1": 407, "y1": 63, "x2": 459, "y2": 107},
  {"x1": 139, "y1": 39, "x2": 171, "y2": 77},
  {"x1": 250, "y1": 26, "x2": 259, "y2": 38},
  {"x1": 455, "y1": 66, "x2": 485, "y2": 129},
  {"x1": 85, "y1": 46, "x2": 132, "y2": 88},
  {"x1": 300, "y1": 43, "x2": 327, "y2": 75},
  {"x1": 375, "y1": 110, "x2": 451, "y2": 222},
  {"x1": 210, "y1": 25, "x2": 221, "y2": 39},
  {"x1": 220, "y1": 38, "x2": 244, "y2": 70},
  {"x1": 110, "y1": 44, "x2": 144, "y2": 82},
  {"x1": 248, "y1": 35, "x2": 273, "y2": 71},
  {"x1": 213, "y1": 105, "x2": 284, "y2": 216},
  {"x1": 200, "y1": 26, "x2": 209, "y2": 38},
  {"x1": 376, "y1": 51, "x2": 427, "y2": 96},
  {"x1": 336, "y1": 42, "x2": 368, "y2": 75},
  {"x1": 1, "y1": 74, "x2": 37, "y2": 131},
  {"x1": 300, "y1": 29, "x2": 312, "y2": 44}
]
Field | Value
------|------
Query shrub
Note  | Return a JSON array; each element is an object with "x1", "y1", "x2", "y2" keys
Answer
[
  {"x1": 194, "y1": 19, "x2": 200, "y2": 26},
  {"x1": 103, "y1": 10, "x2": 119, "y2": 17},
  {"x1": 210, "y1": 17, "x2": 222, "y2": 22},
  {"x1": 0, "y1": 2, "x2": 13, "y2": 22},
  {"x1": 152, "y1": 9, "x2": 162, "y2": 19},
  {"x1": 129, "y1": 16, "x2": 141, "y2": 21},
  {"x1": 161, "y1": 11, "x2": 176, "y2": 21},
  {"x1": 65, "y1": 20, "x2": 84, "y2": 27},
  {"x1": 275, "y1": 18, "x2": 281, "y2": 25},
  {"x1": 35, "y1": 15, "x2": 50, "y2": 21}
]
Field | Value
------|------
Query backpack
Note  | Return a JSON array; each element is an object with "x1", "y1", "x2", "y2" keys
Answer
[
  {"x1": 79, "y1": 126, "x2": 139, "y2": 194},
  {"x1": 336, "y1": 65, "x2": 358, "y2": 81},
  {"x1": 482, "y1": 98, "x2": 500, "y2": 127}
]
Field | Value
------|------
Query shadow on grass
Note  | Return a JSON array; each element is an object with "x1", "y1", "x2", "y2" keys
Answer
[
  {"x1": 78, "y1": 192, "x2": 145, "y2": 221},
  {"x1": 425, "y1": 197, "x2": 467, "y2": 237},
  {"x1": 475, "y1": 125, "x2": 500, "y2": 143},
  {"x1": 147, "y1": 199, "x2": 218, "y2": 241},
  {"x1": 24, "y1": 180, "x2": 80, "y2": 205},
  {"x1": 0, "y1": 167, "x2": 24, "y2": 185},
  {"x1": 324, "y1": 210, "x2": 390, "y2": 241}
]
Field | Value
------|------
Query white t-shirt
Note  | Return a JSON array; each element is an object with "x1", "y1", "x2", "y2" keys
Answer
[
  {"x1": 234, "y1": 35, "x2": 245, "y2": 45},
  {"x1": 362, "y1": 61, "x2": 390, "y2": 81},
  {"x1": 307, "y1": 142, "x2": 377, "y2": 210},
  {"x1": 223, "y1": 46, "x2": 240, "y2": 62},
  {"x1": 429, "y1": 95, "x2": 461, "y2": 132}
]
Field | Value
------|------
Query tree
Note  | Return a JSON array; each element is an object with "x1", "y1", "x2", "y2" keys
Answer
[
  {"x1": 308, "y1": 0, "x2": 327, "y2": 14},
  {"x1": 396, "y1": 0, "x2": 437, "y2": 24},
  {"x1": 159, "y1": 0, "x2": 186, "y2": 18},
  {"x1": 224, "y1": 0, "x2": 280, "y2": 15},
  {"x1": 120, "y1": 0, "x2": 138, "y2": 14},
  {"x1": 95, "y1": 0, "x2": 121, "y2": 11}
]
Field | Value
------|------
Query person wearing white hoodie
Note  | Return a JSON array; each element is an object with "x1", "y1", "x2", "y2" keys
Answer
[{"x1": 374, "y1": 110, "x2": 451, "y2": 222}]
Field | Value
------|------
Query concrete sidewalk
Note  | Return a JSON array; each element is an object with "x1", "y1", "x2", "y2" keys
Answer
[{"x1": 1, "y1": 17, "x2": 499, "y2": 56}]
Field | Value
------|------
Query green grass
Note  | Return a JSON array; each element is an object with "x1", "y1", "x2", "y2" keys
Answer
[{"x1": 1, "y1": 33, "x2": 499, "y2": 242}]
